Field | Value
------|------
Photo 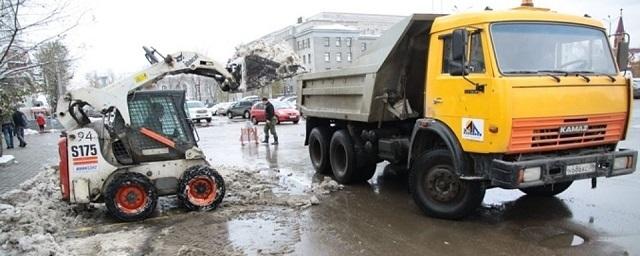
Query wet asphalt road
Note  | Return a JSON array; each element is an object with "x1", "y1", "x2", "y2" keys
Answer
[{"x1": 195, "y1": 101, "x2": 640, "y2": 256}]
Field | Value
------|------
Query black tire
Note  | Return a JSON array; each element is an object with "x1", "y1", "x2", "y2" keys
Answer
[
  {"x1": 519, "y1": 181, "x2": 572, "y2": 197},
  {"x1": 309, "y1": 127, "x2": 331, "y2": 174},
  {"x1": 251, "y1": 117, "x2": 259, "y2": 125},
  {"x1": 178, "y1": 165, "x2": 226, "y2": 211},
  {"x1": 104, "y1": 172, "x2": 158, "y2": 222},
  {"x1": 227, "y1": 112, "x2": 233, "y2": 119},
  {"x1": 243, "y1": 111, "x2": 250, "y2": 119},
  {"x1": 409, "y1": 149, "x2": 485, "y2": 220},
  {"x1": 293, "y1": 120, "x2": 299, "y2": 124},
  {"x1": 206, "y1": 118, "x2": 212, "y2": 123},
  {"x1": 329, "y1": 130, "x2": 371, "y2": 184}
]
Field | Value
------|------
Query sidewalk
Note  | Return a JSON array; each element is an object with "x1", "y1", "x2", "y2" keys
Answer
[{"x1": 0, "y1": 131, "x2": 61, "y2": 194}]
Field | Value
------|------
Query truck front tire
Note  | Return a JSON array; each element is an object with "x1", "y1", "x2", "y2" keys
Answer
[
  {"x1": 309, "y1": 127, "x2": 331, "y2": 174},
  {"x1": 519, "y1": 181, "x2": 572, "y2": 197},
  {"x1": 409, "y1": 149, "x2": 485, "y2": 220}
]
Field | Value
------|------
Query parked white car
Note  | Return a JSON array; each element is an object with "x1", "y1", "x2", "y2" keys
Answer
[
  {"x1": 186, "y1": 100, "x2": 211, "y2": 123},
  {"x1": 210, "y1": 101, "x2": 234, "y2": 116}
]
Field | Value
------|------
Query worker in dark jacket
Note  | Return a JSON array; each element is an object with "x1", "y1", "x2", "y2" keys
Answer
[
  {"x1": 1, "y1": 109, "x2": 14, "y2": 149},
  {"x1": 12, "y1": 108, "x2": 27, "y2": 147},
  {"x1": 261, "y1": 97, "x2": 278, "y2": 145}
]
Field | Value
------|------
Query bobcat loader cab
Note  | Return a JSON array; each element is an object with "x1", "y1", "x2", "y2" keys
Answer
[{"x1": 56, "y1": 48, "x2": 235, "y2": 221}]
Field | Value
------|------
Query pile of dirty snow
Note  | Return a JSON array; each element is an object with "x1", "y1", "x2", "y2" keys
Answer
[
  {"x1": 0, "y1": 167, "x2": 78, "y2": 256},
  {"x1": 231, "y1": 40, "x2": 301, "y2": 66},
  {"x1": 0, "y1": 165, "x2": 345, "y2": 255}
]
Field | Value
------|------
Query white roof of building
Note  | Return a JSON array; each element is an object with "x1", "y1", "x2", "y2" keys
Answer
[{"x1": 311, "y1": 24, "x2": 359, "y2": 31}]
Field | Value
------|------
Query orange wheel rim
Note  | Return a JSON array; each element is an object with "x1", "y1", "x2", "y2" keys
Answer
[
  {"x1": 115, "y1": 184, "x2": 148, "y2": 214},
  {"x1": 187, "y1": 176, "x2": 217, "y2": 206}
]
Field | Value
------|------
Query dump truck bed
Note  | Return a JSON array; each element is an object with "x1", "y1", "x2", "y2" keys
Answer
[{"x1": 297, "y1": 14, "x2": 443, "y2": 123}]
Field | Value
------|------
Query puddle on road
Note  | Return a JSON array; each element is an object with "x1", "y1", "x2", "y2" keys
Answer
[
  {"x1": 227, "y1": 215, "x2": 300, "y2": 255},
  {"x1": 520, "y1": 226, "x2": 586, "y2": 248}
]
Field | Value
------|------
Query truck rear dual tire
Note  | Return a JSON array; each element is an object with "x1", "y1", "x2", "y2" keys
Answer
[
  {"x1": 409, "y1": 149, "x2": 485, "y2": 220},
  {"x1": 329, "y1": 130, "x2": 376, "y2": 184},
  {"x1": 309, "y1": 127, "x2": 332, "y2": 174},
  {"x1": 105, "y1": 172, "x2": 158, "y2": 222},
  {"x1": 519, "y1": 181, "x2": 572, "y2": 197}
]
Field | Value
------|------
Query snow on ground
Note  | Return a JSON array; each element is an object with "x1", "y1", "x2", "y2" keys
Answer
[{"x1": 0, "y1": 165, "x2": 343, "y2": 255}]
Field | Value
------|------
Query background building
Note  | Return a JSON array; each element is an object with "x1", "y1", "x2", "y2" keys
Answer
[
  {"x1": 258, "y1": 12, "x2": 405, "y2": 73},
  {"x1": 243, "y1": 12, "x2": 405, "y2": 97}
]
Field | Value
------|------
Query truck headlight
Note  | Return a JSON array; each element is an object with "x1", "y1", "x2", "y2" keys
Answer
[
  {"x1": 613, "y1": 157, "x2": 631, "y2": 170},
  {"x1": 522, "y1": 167, "x2": 542, "y2": 183}
]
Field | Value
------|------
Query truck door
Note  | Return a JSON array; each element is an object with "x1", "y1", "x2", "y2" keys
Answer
[{"x1": 427, "y1": 30, "x2": 494, "y2": 151}]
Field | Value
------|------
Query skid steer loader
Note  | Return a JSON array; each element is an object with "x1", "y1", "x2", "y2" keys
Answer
[{"x1": 55, "y1": 47, "x2": 289, "y2": 221}]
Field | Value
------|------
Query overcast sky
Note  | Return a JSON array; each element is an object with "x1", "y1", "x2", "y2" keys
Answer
[{"x1": 60, "y1": 0, "x2": 639, "y2": 87}]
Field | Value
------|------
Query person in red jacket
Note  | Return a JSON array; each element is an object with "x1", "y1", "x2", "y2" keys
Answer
[{"x1": 36, "y1": 114, "x2": 46, "y2": 132}]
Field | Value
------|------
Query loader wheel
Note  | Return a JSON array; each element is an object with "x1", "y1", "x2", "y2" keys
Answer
[
  {"x1": 309, "y1": 127, "x2": 331, "y2": 174},
  {"x1": 105, "y1": 172, "x2": 158, "y2": 222},
  {"x1": 409, "y1": 149, "x2": 485, "y2": 220},
  {"x1": 178, "y1": 165, "x2": 225, "y2": 211},
  {"x1": 519, "y1": 181, "x2": 572, "y2": 197}
]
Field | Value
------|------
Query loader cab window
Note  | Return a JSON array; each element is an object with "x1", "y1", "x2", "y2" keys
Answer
[{"x1": 442, "y1": 32, "x2": 485, "y2": 74}]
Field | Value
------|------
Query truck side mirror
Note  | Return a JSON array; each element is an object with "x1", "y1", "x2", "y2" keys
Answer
[
  {"x1": 450, "y1": 29, "x2": 469, "y2": 76},
  {"x1": 616, "y1": 41, "x2": 630, "y2": 71}
]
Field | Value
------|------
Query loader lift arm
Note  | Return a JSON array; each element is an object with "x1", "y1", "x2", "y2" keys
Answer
[{"x1": 57, "y1": 49, "x2": 237, "y2": 131}]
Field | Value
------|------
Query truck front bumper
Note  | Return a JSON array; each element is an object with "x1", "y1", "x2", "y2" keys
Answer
[{"x1": 490, "y1": 149, "x2": 637, "y2": 189}]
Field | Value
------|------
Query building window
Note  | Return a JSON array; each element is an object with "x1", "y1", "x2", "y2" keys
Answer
[
  {"x1": 324, "y1": 37, "x2": 330, "y2": 47},
  {"x1": 308, "y1": 54, "x2": 311, "y2": 63},
  {"x1": 306, "y1": 38, "x2": 310, "y2": 48},
  {"x1": 336, "y1": 37, "x2": 341, "y2": 47},
  {"x1": 303, "y1": 55, "x2": 307, "y2": 64},
  {"x1": 324, "y1": 52, "x2": 330, "y2": 62},
  {"x1": 336, "y1": 52, "x2": 342, "y2": 62},
  {"x1": 361, "y1": 42, "x2": 367, "y2": 51},
  {"x1": 346, "y1": 37, "x2": 352, "y2": 47},
  {"x1": 347, "y1": 52, "x2": 352, "y2": 62},
  {"x1": 297, "y1": 41, "x2": 302, "y2": 50}
]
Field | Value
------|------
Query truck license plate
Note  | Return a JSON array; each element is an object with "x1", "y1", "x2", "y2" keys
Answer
[{"x1": 566, "y1": 163, "x2": 596, "y2": 176}]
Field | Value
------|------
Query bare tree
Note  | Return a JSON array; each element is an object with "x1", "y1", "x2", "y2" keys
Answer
[
  {"x1": 0, "y1": 0, "x2": 79, "y2": 111},
  {"x1": 34, "y1": 40, "x2": 71, "y2": 108}
]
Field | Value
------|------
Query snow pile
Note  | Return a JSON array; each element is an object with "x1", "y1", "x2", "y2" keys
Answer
[
  {"x1": 0, "y1": 167, "x2": 76, "y2": 256},
  {"x1": 221, "y1": 166, "x2": 322, "y2": 209},
  {"x1": 0, "y1": 165, "x2": 344, "y2": 255},
  {"x1": 307, "y1": 176, "x2": 345, "y2": 195},
  {"x1": 231, "y1": 40, "x2": 301, "y2": 66}
]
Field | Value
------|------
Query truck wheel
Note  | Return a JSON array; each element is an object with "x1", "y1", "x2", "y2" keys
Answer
[
  {"x1": 178, "y1": 165, "x2": 226, "y2": 211},
  {"x1": 519, "y1": 181, "x2": 572, "y2": 197},
  {"x1": 104, "y1": 172, "x2": 158, "y2": 222},
  {"x1": 409, "y1": 149, "x2": 485, "y2": 220},
  {"x1": 330, "y1": 130, "x2": 370, "y2": 184},
  {"x1": 309, "y1": 127, "x2": 331, "y2": 174}
]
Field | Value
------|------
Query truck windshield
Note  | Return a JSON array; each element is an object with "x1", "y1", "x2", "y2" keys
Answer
[{"x1": 491, "y1": 23, "x2": 616, "y2": 75}]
